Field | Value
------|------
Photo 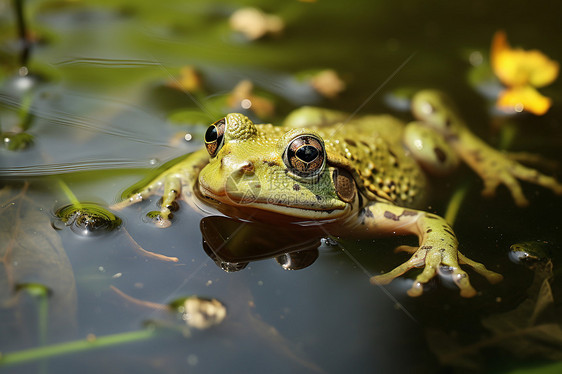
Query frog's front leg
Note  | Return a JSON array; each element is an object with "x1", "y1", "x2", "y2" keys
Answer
[
  {"x1": 112, "y1": 148, "x2": 209, "y2": 227},
  {"x1": 359, "y1": 203, "x2": 503, "y2": 297},
  {"x1": 411, "y1": 90, "x2": 562, "y2": 206}
]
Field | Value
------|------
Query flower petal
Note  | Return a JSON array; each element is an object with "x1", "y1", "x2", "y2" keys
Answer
[
  {"x1": 491, "y1": 31, "x2": 559, "y2": 88},
  {"x1": 496, "y1": 86, "x2": 552, "y2": 115}
]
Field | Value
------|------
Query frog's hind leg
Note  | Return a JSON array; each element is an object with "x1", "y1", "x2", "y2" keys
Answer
[
  {"x1": 282, "y1": 106, "x2": 348, "y2": 128},
  {"x1": 411, "y1": 90, "x2": 562, "y2": 207}
]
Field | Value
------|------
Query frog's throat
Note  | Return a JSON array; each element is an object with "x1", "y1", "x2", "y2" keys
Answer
[{"x1": 199, "y1": 185, "x2": 352, "y2": 221}]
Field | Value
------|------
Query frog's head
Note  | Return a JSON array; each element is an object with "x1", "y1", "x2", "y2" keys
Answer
[{"x1": 198, "y1": 114, "x2": 356, "y2": 222}]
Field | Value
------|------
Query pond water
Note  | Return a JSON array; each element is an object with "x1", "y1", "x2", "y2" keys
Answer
[{"x1": 1, "y1": 0, "x2": 562, "y2": 373}]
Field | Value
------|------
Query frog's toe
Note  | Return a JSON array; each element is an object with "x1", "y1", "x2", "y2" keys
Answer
[
  {"x1": 439, "y1": 251, "x2": 484, "y2": 297},
  {"x1": 405, "y1": 251, "x2": 441, "y2": 296},
  {"x1": 503, "y1": 178, "x2": 529, "y2": 207},
  {"x1": 371, "y1": 246, "x2": 433, "y2": 292},
  {"x1": 424, "y1": 246, "x2": 483, "y2": 297},
  {"x1": 481, "y1": 179, "x2": 499, "y2": 198},
  {"x1": 394, "y1": 245, "x2": 418, "y2": 254},
  {"x1": 457, "y1": 252, "x2": 503, "y2": 284},
  {"x1": 506, "y1": 161, "x2": 562, "y2": 204},
  {"x1": 544, "y1": 177, "x2": 562, "y2": 195},
  {"x1": 155, "y1": 218, "x2": 172, "y2": 228},
  {"x1": 111, "y1": 193, "x2": 144, "y2": 210},
  {"x1": 407, "y1": 282, "x2": 424, "y2": 297},
  {"x1": 370, "y1": 259, "x2": 418, "y2": 286},
  {"x1": 451, "y1": 271, "x2": 477, "y2": 298},
  {"x1": 146, "y1": 210, "x2": 172, "y2": 228},
  {"x1": 481, "y1": 173, "x2": 530, "y2": 207}
]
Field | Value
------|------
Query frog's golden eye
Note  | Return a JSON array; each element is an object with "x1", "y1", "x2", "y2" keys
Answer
[
  {"x1": 284, "y1": 135, "x2": 325, "y2": 177},
  {"x1": 204, "y1": 118, "x2": 226, "y2": 157}
]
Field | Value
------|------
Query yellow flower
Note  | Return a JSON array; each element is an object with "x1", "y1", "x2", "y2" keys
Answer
[
  {"x1": 491, "y1": 31, "x2": 559, "y2": 115},
  {"x1": 228, "y1": 80, "x2": 275, "y2": 119},
  {"x1": 496, "y1": 86, "x2": 551, "y2": 115},
  {"x1": 168, "y1": 66, "x2": 202, "y2": 92}
]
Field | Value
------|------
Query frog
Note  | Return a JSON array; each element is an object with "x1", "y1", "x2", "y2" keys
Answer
[{"x1": 113, "y1": 90, "x2": 562, "y2": 297}]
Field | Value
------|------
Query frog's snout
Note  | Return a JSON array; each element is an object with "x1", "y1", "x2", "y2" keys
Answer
[
  {"x1": 226, "y1": 160, "x2": 255, "y2": 178},
  {"x1": 237, "y1": 161, "x2": 255, "y2": 175}
]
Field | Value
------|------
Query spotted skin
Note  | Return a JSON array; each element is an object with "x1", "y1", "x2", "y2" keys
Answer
[{"x1": 114, "y1": 90, "x2": 562, "y2": 297}]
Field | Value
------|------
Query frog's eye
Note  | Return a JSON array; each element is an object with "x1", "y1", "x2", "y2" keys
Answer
[
  {"x1": 284, "y1": 135, "x2": 326, "y2": 177},
  {"x1": 204, "y1": 118, "x2": 226, "y2": 157}
]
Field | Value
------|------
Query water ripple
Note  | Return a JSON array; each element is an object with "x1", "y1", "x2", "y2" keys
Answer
[{"x1": 0, "y1": 159, "x2": 154, "y2": 176}]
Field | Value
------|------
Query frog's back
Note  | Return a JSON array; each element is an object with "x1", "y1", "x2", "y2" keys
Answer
[{"x1": 312, "y1": 115, "x2": 428, "y2": 208}]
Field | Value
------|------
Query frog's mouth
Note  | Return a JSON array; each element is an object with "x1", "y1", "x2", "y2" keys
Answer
[{"x1": 198, "y1": 183, "x2": 350, "y2": 221}]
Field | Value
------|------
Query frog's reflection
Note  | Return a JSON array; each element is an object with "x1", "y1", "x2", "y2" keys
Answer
[{"x1": 200, "y1": 216, "x2": 325, "y2": 272}]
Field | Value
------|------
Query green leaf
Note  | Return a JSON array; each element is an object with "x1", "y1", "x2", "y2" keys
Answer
[{"x1": 0, "y1": 182, "x2": 77, "y2": 342}]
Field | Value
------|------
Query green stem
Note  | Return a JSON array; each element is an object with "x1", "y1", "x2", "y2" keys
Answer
[
  {"x1": 18, "y1": 92, "x2": 34, "y2": 132},
  {"x1": 57, "y1": 179, "x2": 81, "y2": 207},
  {"x1": 497, "y1": 120, "x2": 518, "y2": 151},
  {"x1": 0, "y1": 329, "x2": 158, "y2": 367},
  {"x1": 12, "y1": 0, "x2": 31, "y2": 66},
  {"x1": 36, "y1": 288, "x2": 48, "y2": 347},
  {"x1": 16, "y1": 284, "x2": 50, "y2": 348},
  {"x1": 444, "y1": 180, "x2": 471, "y2": 227}
]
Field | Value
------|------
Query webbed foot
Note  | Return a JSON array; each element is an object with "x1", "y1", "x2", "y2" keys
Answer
[
  {"x1": 363, "y1": 204, "x2": 502, "y2": 297},
  {"x1": 478, "y1": 152, "x2": 562, "y2": 206},
  {"x1": 111, "y1": 149, "x2": 210, "y2": 227},
  {"x1": 372, "y1": 245, "x2": 502, "y2": 297}
]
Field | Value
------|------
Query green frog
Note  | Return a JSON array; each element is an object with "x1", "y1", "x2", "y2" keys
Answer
[{"x1": 114, "y1": 90, "x2": 562, "y2": 297}]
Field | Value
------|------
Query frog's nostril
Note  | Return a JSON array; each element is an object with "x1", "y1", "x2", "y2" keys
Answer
[{"x1": 239, "y1": 162, "x2": 255, "y2": 174}]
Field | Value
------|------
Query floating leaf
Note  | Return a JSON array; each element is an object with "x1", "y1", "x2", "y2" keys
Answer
[
  {"x1": 229, "y1": 7, "x2": 284, "y2": 40},
  {"x1": 308, "y1": 69, "x2": 346, "y2": 99}
]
